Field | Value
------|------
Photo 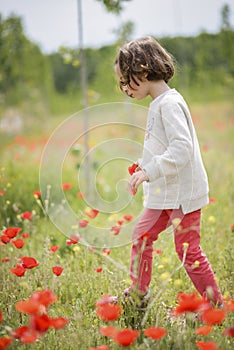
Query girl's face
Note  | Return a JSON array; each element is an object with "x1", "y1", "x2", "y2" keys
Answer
[{"x1": 115, "y1": 63, "x2": 150, "y2": 100}]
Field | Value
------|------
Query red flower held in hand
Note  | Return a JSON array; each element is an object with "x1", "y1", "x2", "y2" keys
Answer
[
  {"x1": 10, "y1": 264, "x2": 26, "y2": 277},
  {"x1": 201, "y1": 308, "x2": 226, "y2": 325},
  {"x1": 144, "y1": 327, "x2": 167, "y2": 340},
  {"x1": 113, "y1": 328, "x2": 139, "y2": 347},
  {"x1": 21, "y1": 211, "x2": 32, "y2": 220},
  {"x1": 128, "y1": 163, "x2": 138, "y2": 175},
  {"x1": 12, "y1": 238, "x2": 25, "y2": 249},
  {"x1": 85, "y1": 209, "x2": 99, "y2": 218},
  {"x1": 52, "y1": 266, "x2": 64, "y2": 276},
  {"x1": 21, "y1": 257, "x2": 39, "y2": 269}
]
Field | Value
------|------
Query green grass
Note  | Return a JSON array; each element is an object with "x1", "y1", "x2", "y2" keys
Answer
[{"x1": 0, "y1": 100, "x2": 234, "y2": 349}]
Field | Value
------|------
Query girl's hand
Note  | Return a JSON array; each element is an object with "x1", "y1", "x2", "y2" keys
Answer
[{"x1": 128, "y1": 170, "x2": 149, "y2": 194}]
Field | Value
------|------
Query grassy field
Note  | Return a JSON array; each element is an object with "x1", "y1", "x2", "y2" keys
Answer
[{"x1": 0, "y1": 99, "x2": 234, "y2": 349}]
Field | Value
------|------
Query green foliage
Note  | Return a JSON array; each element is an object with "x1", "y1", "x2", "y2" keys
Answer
[{"x1": 0, "y1": 14, "x2": 53, "y2": 107}]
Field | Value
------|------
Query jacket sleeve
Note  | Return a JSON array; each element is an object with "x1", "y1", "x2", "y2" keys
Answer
[{"x1": 142, "y1": 101, "x2": 194, "y2": 182}]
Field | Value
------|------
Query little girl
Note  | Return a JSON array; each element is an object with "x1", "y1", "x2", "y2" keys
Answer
[{"x1": 114, "y1": 36, "x2": 223, "y2": 308}]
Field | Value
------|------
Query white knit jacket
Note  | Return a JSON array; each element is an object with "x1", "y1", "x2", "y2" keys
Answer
[{"x1": 138, "y1": 89, "x2": 209, "y2": 214}]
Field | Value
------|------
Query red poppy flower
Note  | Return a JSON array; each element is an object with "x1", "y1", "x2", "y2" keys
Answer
[
  {"x1": 153, "y1": 249, "x2": 163, "y2": 255},
  {"x1": 77, "y1": 192, "x2": 84, "y2": 198},
  {"x1": 78, "y1": 219, "x2": 89, "y2": 228},
  {"x1": 201, "y1": 308, "x2": 226, "y2": 325},
  {"x1": 31, "y1": 290, "x2": 57, "y2": 307},
  {"x1": 128, "y1": 163, "x2": 138, "y2": 175},
  {"x1": 19, "y1": 329, "x2": 39, "y2": 344},
  {"x1": 10, "y1": 264, "x2": 26, "y2": 277},
  {"x1": 1, "y1": 257, "x2": 10, "y2": 263},
  {"x1": 21, "y1": 211, "x2": 32, "y2": 220},
  {"x1": 0, "y1": 311, "x2": 2, "y2": 323},
  {"x1": 102, "y1": 248, "x2": 111, "y2": 255},
  {"x1": 1, "y1": 235, "x2": 11, "y2": 244},
  {"x1": 33, "y1": 191, "x2": 41, "y2": 198},
  {"x1": 0, "y1": 336, "x2": 12, "y2": 348},
  {"x1": 15, "y1": 300, "x2": 44, "y2": 315},
  {"x1": 96, "y1": 303, "x2": 122, "y2": 321},
  {"x1": 85, "y1": 209, "x2": 99, "y2": 218},
  {"x1": 0, "y1": 190, "x2": 6, "y2": 196},
  {"x1": 21, "y1": 257, "x2": 39, "y2": 269},
  {"x1": 99, "y1": 325, "x2": 116, "y2": 337},
  {"x1": 139, "y1": 231, "x2": 150, "y2": 240},
  {"x1": 31, "y1": 314, "x2": 51, "y2": 332},
  {"x1": 66, "y1": 235, "x2": 80, "y2": 245},
  {"x1": 94, "y1": 268, "x2": 103, "y2": 273},
  {"x1": 50, "y1": 245, "x2": 60, "y2": 252},
  {"x1": 49, "y1": 317, "x2": 69, "y2": 329},
  {"x1": 123, "y1": 214, "x2": 133, "y2": 222},
  {"x1": 21, "y1": 233, "x2": 30, "y2": 239},
  {"x1": 90, "y1": 346, "x2": 109, "y2": 350},
  {"x1": 223, "y1": 327, "x2": 234, "y2": 337},
  {"x1": 231, "y1": 224, "x2": 234, "y2": 233},
  {"x1": 12, "y1": 238, "x2": 25, "y2": 249},
  {"x1": 62, "y1": 182, "x2": 72, "y2": 190},
  {"x1": 224, "y1": 298, "x2": 234, "y2": 312},
  {"x1": 173, "y1": 292, "x2": 207, "y2": 316},
  {"x1": 113, "y1": 328, "x2": 139, "y2": 347},
  {"x1": 195, "y1": 326, "x2": 213, "y2": 336},
  {"x1": 195, "y1": 340, "x2": 220, "y2": 350},
  {"x1": 52, "y1": 266, "x2": 64, "y2": 276},
  {"x1": 144, "y1": 327, "x2": 167, "y2": 340},
  {"x1": 110, "y1": 225, "x2": 121, "y2": 236},
  {"x1": 3, "y1": 227, "x2": 22, "y2": 238}
]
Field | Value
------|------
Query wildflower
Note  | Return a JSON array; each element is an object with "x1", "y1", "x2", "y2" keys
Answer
[
  {"x1": 85, "y1": 209, "x2": 99, "y2": 218},
  {"x1": 231, "y1": 224, "x2": 234, "y2": 233},
  {"x1": 50, "y1": 245, "x2": 60, "y2": 252},
  {"x1": 209, "y1": 197, "x2": 216, "y2": 204},
  {"x1": 99, "y1": 325, "x2": 116, "y2": 337},
  {"x1": 110, "y1": 225, "x2": 121, "y2": 235},
  {"x1": 153, "y1": 249, "x2": 163, "y2": 255},
  {"x1": 77, "y1": 192, "x2": 84, "y2": 198},
  {"x1": 173, "y1": 292, "x2": 207, "y2": 316},
  {"x1": 90, "y1": 346, "x2": 109, "y2": 350},
  {"x1": 49, "y1": 317, "x2": 69, "y2": 329},
  {"x1": 1, "y1": 235, "x2": 11, "y2": 244},
  {"x1": 66, "y1": 234, "x2": 80, "y2": 245},
  {"x1": 31, "y1": 289, "x2": 57, "y2": 307},
  {"x1": 21, "y1": 233, "x2": 30, "y2": 239},
  {"x1": 0, "y1": 337, "x2": 12, "y2": 349},
  {"x1": 123, "y1": 214, "x2": 134, "y2": 222},
  {"x1": 113, "y1": 328, "x2": 139, "y2": 347},
  {"x1": 195, "y1": 340, "x2": 220, "y2": 350},
  {"x1": 201, "y1": 308, "x2": 226, "y2": 325},
  {"x1": 52, "y1": 266, "x2": 64, "y2": 276},
  {"x1": 20, "y1": 257, "x2": 39, "y2": 269},
  {"x1": 195, "y1": 326, "x2": 213, "y2": 336},
  {"x1": 102, "y1": 248, "x2": 111, "y2": 256},
  {"x1": 12, "y1": 238, "x2": 25, "y2": 249},
  {"x1": 223, "y1": 327, "x2": 234, "y2": 337},
  {"x1": 128, "y1": 163, "x2": 138, "y2": 175},
  {"x1": 13, "y1": 327, "x2": 39, "y2": 344},
  {"x1": 10, "y1": 264, "x2": 26, "y2": 277},
  {"x1": 3, "y1": 227, "x2": 22, "y2": 238},
  {"x1": 21, "y1": 211, "x2": 32, "y2": 220},
  {"x1": 62, "y1": 182, "x2": 72, "y2": 190},
  {"x1": 31, "y1": 314, "x2": 51, "y2": 332},
  {"x1": 144, "y1": 327, "x2": 167, "y2": 340},
  {"x1": 0, "y1": 190, "x2": 5, "y2": 196},
  {"x1": 94, "y1": 268, "x2": 103, "y2": 273},
  {"x1": 96, "y1": 303, "x2": 122, "y2": 321},
  {"x1": 15, "y1": 300, "x2": 45, "y2": 315},
  {"x1": 78, "y1": 219, "x2": 89, "y2": 228},
  {"x1": 33, "y1": 191, "x2": 41, "y2": 198},
  {"x1": 2, "y1": 257, "x2": 10, "y2": 263}
]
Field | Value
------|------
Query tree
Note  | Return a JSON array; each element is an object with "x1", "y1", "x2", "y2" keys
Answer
[{"x1": 97, "y1": 0, "x2": 131, "y2": 14}]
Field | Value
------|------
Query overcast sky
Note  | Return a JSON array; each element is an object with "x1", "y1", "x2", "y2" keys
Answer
[{"x1": 0, "y1": 0, "x2": 233, "y2": 53}]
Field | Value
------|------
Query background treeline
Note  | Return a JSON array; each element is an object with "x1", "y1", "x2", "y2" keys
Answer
[{"x1": 0, "y1": 6, "x2": 233, "y2": 116}]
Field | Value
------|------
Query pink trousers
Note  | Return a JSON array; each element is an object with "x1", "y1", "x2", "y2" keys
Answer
[{"x1": 130, "y1": 207, "x2": 223, "y2": 305}]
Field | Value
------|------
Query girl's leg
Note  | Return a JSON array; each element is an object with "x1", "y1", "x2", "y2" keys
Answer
[
  {"x1": 171, "y1": 208, "x2": 223, "y2": 305},
  {"x1": 130, "y1": 209, "x2": 169, "y2": 293}
]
